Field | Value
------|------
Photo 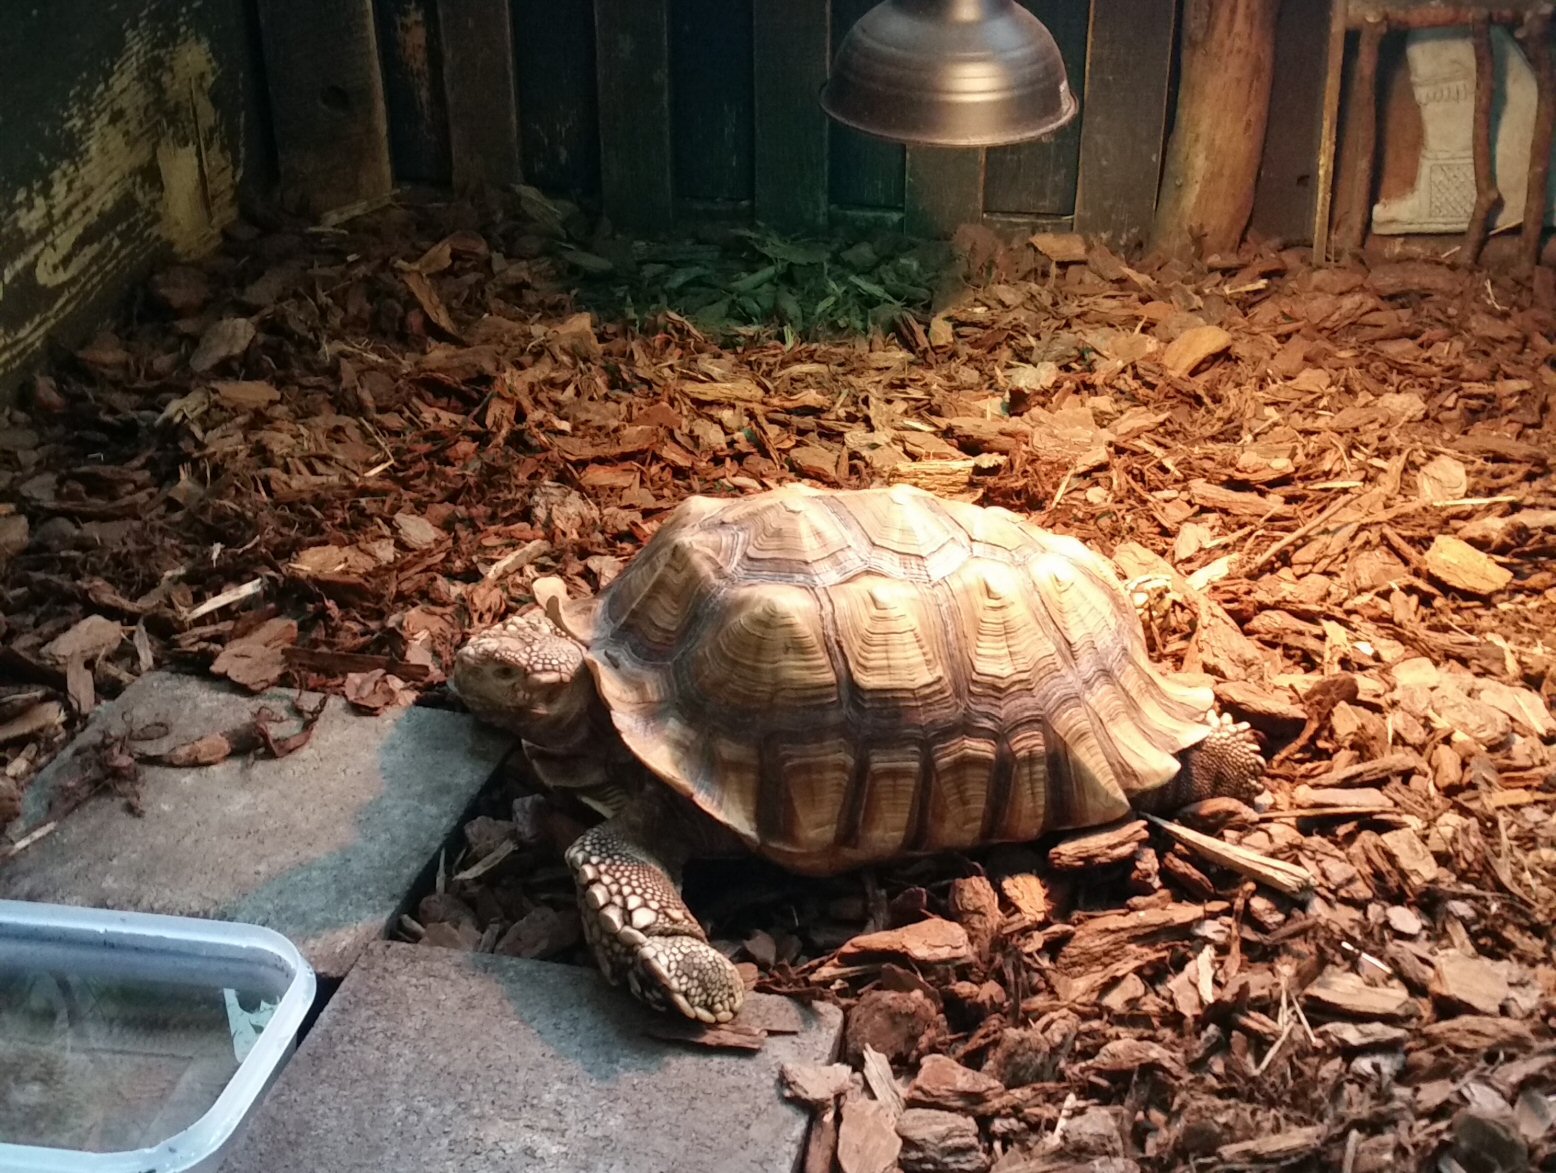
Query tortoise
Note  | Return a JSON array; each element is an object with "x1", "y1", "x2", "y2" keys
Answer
[{"x1": 452, "y1": 483, "x2": 1265, "y2": 1024}]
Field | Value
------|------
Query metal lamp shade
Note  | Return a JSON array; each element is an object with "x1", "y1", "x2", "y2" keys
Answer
[{"x1": 819, "y1": 0, "x2": 1078, "y2": 147}]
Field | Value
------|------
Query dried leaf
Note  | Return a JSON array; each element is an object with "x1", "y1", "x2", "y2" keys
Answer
[
  {"x1": 343, "y1": 669, "x2": 416, "y2": 714},
  {"x1": 211, "y1": 618, "x2": 299, "y2": 693}
]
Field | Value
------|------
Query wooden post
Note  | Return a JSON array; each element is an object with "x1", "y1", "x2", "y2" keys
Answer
[
  {"x1": 594, "y1": 0, "x2": 674, "y2": 234},
  {"x1": 1333, "y1": 18, "x2": 1384, "y2": 256},
  {"x1": 753, "y1": 0, "x2": 831, "y2": 231},
  {"x1": 376, "y1": 0, "x2": 450, "y2": 183},
  {"x1": 1251, "y1": 0, "x2": 1332, "y2": 243},
  {"x1": 437, "y1": 0, "x2": 523, "y2": 190},
  {"x1": 904, "y1": 149, "x2": 985, "y2": 238},
  {"x1": 1073, "y1": 0, "x2": 1178, "y2": 250},
  {"x1": 1519, "y1": 7, "x2": 1554, "y2": 270},
  {"x1": 1312, "y1": 0, "x2": 1348, "y2": 263},
  {"x1": 255, "y1": 0, "x2": 393, "y2": 217},
  {"x1": 1151, "y1": 0, "x2": 1282, "y2": 257},
  {"x1": 1460, "y1": 16, "x2": 1501, "y2": 266}
]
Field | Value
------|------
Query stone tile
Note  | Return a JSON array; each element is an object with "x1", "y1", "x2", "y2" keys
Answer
[
  {"x1": 0, "y1": 671, "x2": 511, "y2": 978},
  {"x1": 221, "y1": 941, "x2": 842, "y2": 1173}
]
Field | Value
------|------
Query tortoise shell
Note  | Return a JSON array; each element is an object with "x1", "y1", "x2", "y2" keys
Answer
[{"x1": 555, "y1": 483, "x2": 1216, "y2": 876}]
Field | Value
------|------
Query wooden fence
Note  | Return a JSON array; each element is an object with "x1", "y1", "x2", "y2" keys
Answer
[{"x1": 259, "y1": 0, "x2": 1183, "y2": 245}]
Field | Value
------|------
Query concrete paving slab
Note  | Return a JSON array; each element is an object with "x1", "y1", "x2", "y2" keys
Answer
[
  {"x1": 220, "y1": 941, "x2": 842, "y2": 1173},
  {"x1": 0, "y1": 671, "x2": 511, "y2": 978}
]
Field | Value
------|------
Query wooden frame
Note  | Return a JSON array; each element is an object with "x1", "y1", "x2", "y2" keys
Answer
[
  {"x1": 258, "y1": 0, "x2": 1185, "y2": 243},
  {"x1": 1312, "y1": 0, "x2": 1555, "y2": 264}
]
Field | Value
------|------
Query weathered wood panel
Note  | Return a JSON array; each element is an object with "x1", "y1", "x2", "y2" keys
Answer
[
  {"x1": 984, "y1": 0, "x2": 1091, "y2": 216},
  {"x1": 905, "y1": 149, "x2": 986, "y2": 238},
  {"x1": 670, "y1": 0, "x2": 754, "y2": 205},
  {"x1": 753, "y1": 0, "x2": 831, "y2": 231},
  {"x1": 594, "y1": 0, "x2": 674, "y2": 232},
  {"x1": 1250, "y1": 0, "x2": 1331, "y2": 241},
  {"x1": 437, "y1": 0, "x2": 522, "y2": 189},
  {"x1": 1073, "y1": 0, "x2": 1176, "y2": 248},
  {"x1": 375, "y1": 0, "x2": 450, "y2": 183},
  {"x1": 0, "y1": 0, "x2": 265, "y2": 397},
  {"x1": 829, "y1": 0, "x2": 906, "y2": 210},
  {"x1": 256, "y1": 0, "x2": 392, "y2": 216},
  {"x1": 513, "y1": 0, "x2": 601, "y2": 198}
]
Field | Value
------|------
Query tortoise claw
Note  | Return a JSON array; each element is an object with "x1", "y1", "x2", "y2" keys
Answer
[{"x1": 631, "y1": 938, "x2": 745, "y2": 1025}]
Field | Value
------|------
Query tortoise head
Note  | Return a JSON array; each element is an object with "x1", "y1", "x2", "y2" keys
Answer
[{"x1": 452, "y1": 610, "x2": 593, "y2": 745}]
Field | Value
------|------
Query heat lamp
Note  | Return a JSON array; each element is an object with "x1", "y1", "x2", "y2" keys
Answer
[{"x1": 819, "y1": 0, "x2": 1079, "y2": 147}]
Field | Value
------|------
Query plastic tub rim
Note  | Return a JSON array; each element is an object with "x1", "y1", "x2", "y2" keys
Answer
[{"x1": 0, "y1": 899, "x2": 317, "y2": 1173}]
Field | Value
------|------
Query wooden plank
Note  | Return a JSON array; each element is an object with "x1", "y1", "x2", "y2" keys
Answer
[
  {"x1": 671, "y1": 0, "x2": 753, "y2": 205},
  {"x1": 374, "y1": 0, "x2": 450, "y2": 183},
  {"x1": 256, "y1": 0, "x2": 392, "y2": 216},
  {"x1": 828, "y1": 0, "x2": 905, "y2": 210},
  {"x1": 984, "y1": 0, "x2": 1091, "y2": 216},
  {"x1": 905, "y1": 149, "x2": 986, "y2": 238},
  {"x1": 1311, "y1": 2, "x2": 1349, "y2": 261},
  {"x1": 753, "y1": 0, "x2": 831, "y2": 230},
  {"x1": 1249, "y1": 0, "x2": 1331, "y2": 242},
  {"x1": 436, "y1": 0, "x2": 522, "y2": 189},
  {"x1": 1518, "y1": 9, "x2": 1554, "y2": 269},
  {"x1": 513, "y1": 0, "x2": 600, "y2": 198},
  {"x1": 593, "y1": 0, "x2": 673, "y2": 232},
  {"x1": 1334, "y1": 18, "x2": 1384, "y2": 255},
  {"x1": 0, "y1": 0, "x2": 263, "y2": 397},
  {"x1": 1072, "y1": 0, "x2": 1175, "y2": 249}
]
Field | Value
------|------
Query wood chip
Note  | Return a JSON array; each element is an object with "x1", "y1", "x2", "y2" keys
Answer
[
  {"x1": 998, "y1": 873, "x2": 1049, "y2": 923},
  {"x1": 837, "y1": 918, "x2": 973, "y2": 967},
  {"x1": 1430, "y1": 951, "x2": 1512, "y2": 1017},
  {"x1": 1316, "y1": 1021, "x2": 1411, "y2": 1051},
  {"x1": 1302, "y1": 967, "x2": 1416, "y2": 1020},
  {"x1": 1028, "y1": 232, "x2": 1088, "y2": 263},
  {"x1": 947, "y1": 876, "x2": 1001, "y2": 957},
  {"x1": 861, "y1": 1044, "x2": 905, "y2": 1117},
  {"x1": 837, "y1": 1097, "x2": 901, "y2": 1173},
  {"x1": 1420, "y1": 1015, "x2": 1537, "y2": 1052},
  {"x1": 1143, "y1": 815, "x2": 1316, "y2": 897},
  {"x1": 1047, "y1": 818, "x2": 1148, "y2": 871},
  {"x1": 1423, "y1": 535, "x2": 1513, "y2": 595},
  {"x1": 780, "y1": 1062, "x2": 855, "y2": 1107},
  {"x1": 42, "y1": 615, "x2": 124, "y2": 664},
  {"x1": 1218, "y1": 1125, "x2": 1324, "y2": 1163},
  {"x1": 188, "y1": 316, "x2": 256, "y2": 371},
  {"x1": 1379, "y1": 828, "x2": 1439, "y2": 889},
  {"x1": 641, "y1": 1018, "x2": 768, "y2": 1052},
  {"x1": 905, "y1": 1054, "x2": 1004, "y2": 1115},
  {"x1": 1161, "y1": 325, "x2": 1233, "y2": 377},
  {"x1": 0, "y1": 701, "x2": 65, "y2": 746},
  {"x1": 895, "y1": 1108, "x2": 988, "y2": 1173}
]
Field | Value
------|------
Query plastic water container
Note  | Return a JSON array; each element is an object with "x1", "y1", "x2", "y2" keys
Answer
[{"x1": 0, "y1": 900, "x2": 316, "y2": 1173}]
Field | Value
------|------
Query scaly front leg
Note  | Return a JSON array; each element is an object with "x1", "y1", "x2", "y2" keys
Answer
[{"x1": 564, "y1": 805, "x2": 745, "y2": 1024}]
